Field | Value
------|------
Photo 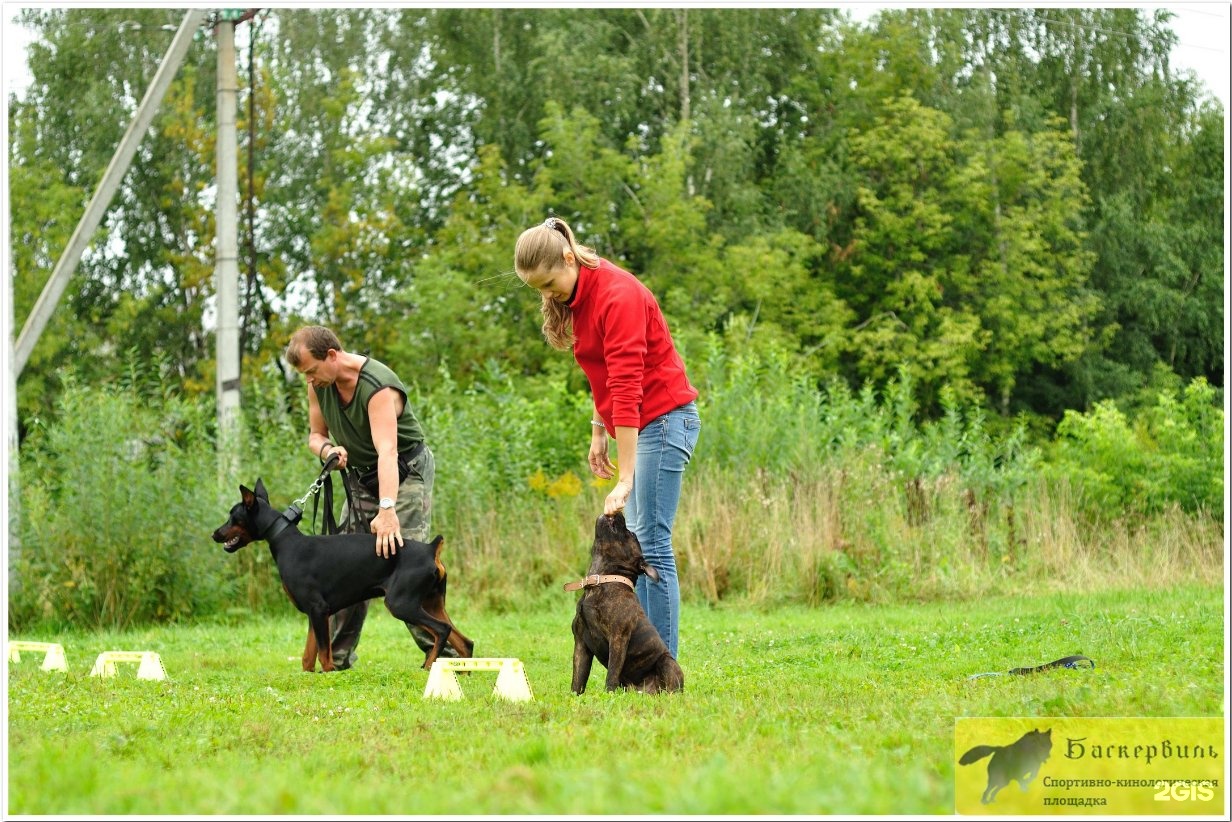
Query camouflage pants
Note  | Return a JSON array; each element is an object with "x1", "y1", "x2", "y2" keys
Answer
[{"x1": 328, "y1": 445, "x2": 456, "y2": 668}]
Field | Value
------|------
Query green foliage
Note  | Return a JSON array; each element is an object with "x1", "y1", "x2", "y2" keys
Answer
[
  {"x1": 4, "y1": 144, "x2": 87, "y2": 433},
  {"x1": 378, "y1": 141, "x2": 549, "y2": 382},
  {"x1": 693, "y1": 331, "x2": 1039, "y2": 509},
  {"x1": 11, "y1": 8, "x2": 220, "y2": 423},
  {"x1": 8, "y1": 365, "x2": 231, "y2": 631},
  {"x1": 10, "y1": 7, "x2": 1221, "y2": 428},
  {"x1": 421, "y1": 361, "x2": 595, "y2": 527},
  {"x1": 954, "y1": 7, "x2": 1225, "y2": 413},
  {"x1": 843, "y1": 96, "x2": 1099, "y2": 414},
  {"x1": 691, "y1": 331, "x2": 826, "y2": 469},
  {"x1": 1046, "y1": 378, "x2": 1224, "y2": 518},
  {"x1": 8, "y1": 9, "x2": 1224, "y2": 628}
]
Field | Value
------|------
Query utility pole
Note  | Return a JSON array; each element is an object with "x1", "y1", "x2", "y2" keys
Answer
[
  {"x1": 4, "y1": 256, "x2": 19, "y2": 590},
  {"x1": 215, "y1": 15, "x2": 241, "y2": 451}
]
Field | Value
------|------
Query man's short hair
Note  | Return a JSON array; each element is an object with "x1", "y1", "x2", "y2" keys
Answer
[{"x1": 285, "y1": 325, "x2": 343, "y2": 367}]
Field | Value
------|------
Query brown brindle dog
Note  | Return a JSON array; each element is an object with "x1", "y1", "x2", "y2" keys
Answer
[{"x1": 565, "y1": 512, "x2": 684, "y2": 694}]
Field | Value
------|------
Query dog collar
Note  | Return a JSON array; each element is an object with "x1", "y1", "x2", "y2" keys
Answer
[
  {"x1": 563, "y1": 574, "x2": 635, "y2": 592},
  {"x1": 261, "y1": 505, "x2": 303, "y2": 542}
]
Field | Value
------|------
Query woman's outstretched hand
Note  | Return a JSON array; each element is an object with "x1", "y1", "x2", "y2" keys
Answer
[{"x1": 604, "y1": 479, "x2": 633, "y2": 515}]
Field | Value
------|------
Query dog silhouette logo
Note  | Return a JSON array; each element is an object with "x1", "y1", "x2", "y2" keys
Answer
[{"x1": 958, "y1": 728, "x2": 1052, "y2": 805}]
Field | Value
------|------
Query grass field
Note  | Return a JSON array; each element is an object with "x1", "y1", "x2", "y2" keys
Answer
[{"x1": 5, "y1": 583, "x2": 1225, "y2": 815}]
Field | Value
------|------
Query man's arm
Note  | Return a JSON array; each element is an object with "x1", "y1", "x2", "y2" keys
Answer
[
  {"x1": 367, "y1": 387, "x2": 405, "y2": 557},
  {"x1": 305, "y1": 385, "x2": 339, "y2": 464}
]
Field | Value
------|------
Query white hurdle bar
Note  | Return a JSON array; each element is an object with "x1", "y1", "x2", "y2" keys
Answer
[
  {"x1": 8, "y1": 641, "x2": 68, "y2": 672},
  {"x1": 423, "y1": 657, "x2": 534, "y2": 702},
  {"x1": 89, "y1": 651, "x2": 167, "y2": 680}
]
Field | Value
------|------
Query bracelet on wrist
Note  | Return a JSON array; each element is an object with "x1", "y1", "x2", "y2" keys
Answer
[
  {"x1": 319, "y1": 442, "x2": 334, "y2": 460},
  {"x1": 590, "y1": 420, "x2": 606, "y2": 429}
]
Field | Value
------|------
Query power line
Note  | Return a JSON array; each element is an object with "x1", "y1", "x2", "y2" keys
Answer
[{"x1": 1161, "y1": 4, "x2": 1226, "y2": 19}]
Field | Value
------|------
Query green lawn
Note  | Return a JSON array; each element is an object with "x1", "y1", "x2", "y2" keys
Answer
[{"x1": 6, "y1": 584, "x2": 1224, "y2": 815}]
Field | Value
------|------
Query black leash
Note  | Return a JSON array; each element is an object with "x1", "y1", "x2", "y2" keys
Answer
[
  {"x1": 305, "y1": 453, "x2": 341, "y2": 534},
  {"x1": 303, "y1": 453, "x2": 376, "y2": 537},
  {"x1": 260, "y1": 455, "x2": 343, "y2": 541},
  {"x1": 968, "y1": 655, "x2": 1095, "y2": 681}
]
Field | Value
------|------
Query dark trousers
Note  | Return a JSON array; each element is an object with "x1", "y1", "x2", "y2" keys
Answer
[
  {"x1": 328, "y1": 601, "x2": 369, "y2": 669},
  {"x1": 329, "y1": 603, "x2": 447, "y2": 667}
]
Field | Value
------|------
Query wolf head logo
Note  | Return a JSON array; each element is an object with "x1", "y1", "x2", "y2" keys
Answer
[{"x1": 959, "y1": 728, "x2": 1052, "y2": 805}]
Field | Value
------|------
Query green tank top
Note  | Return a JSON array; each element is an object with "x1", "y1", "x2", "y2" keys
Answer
[{"x1": 313, "y1": 357, "x2": 425, "y2": 472}]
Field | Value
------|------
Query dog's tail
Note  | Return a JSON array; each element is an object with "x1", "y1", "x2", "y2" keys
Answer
[
  {"x1": 430, "y1": 535, "x2": 446, "y2": 582},
  {"x1": 959, "y1": 745, "x2": 1000, "y2": 766}
]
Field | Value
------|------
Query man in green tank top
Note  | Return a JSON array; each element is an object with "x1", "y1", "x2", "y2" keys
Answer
[{"x1": 284, "y1": 325, "x2": 455, "y2": 668}]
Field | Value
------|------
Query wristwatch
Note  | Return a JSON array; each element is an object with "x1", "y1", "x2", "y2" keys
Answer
[{"x1": 378, "y1": 497, "x2": 395, "y2": 510}]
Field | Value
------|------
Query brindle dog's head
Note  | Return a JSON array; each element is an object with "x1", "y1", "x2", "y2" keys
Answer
[{"x1": 592, "y1": 512, "x2": 660, "y2": 582}]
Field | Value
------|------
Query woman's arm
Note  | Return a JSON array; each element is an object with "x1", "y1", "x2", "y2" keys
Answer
[{"x1": 605, "y1": 425, "x2": 638, "y2": 515}]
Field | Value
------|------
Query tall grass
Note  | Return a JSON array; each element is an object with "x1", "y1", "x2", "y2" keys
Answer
[
  {"x1": 674, "y1": 470, "x2": 1223, "y2": 608},
  {"x1": 7, "y1": 342, "x2": 1223, "y2": 631}
]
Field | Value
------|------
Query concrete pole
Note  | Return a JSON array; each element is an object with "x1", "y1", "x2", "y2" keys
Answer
[
  {"x1": 4, "y1": 250, "x2": 19, "y2": 590},
  {"x1": 215, "y1": 19, "x2": 241, "y2": 452},
  {"x1": 13, "y1": 9, "x2": 207, "y2": 376}
]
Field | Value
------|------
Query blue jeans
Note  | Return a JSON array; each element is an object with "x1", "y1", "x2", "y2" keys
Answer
[{"x1": 624, "y1": 401, "x2": 700, "y2": 659}]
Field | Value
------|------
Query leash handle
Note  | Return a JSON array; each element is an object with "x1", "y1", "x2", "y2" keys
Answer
[
  {"x1": 313, "y1": 456, "x2": 360, "y2": 536},
  {"x1": 298, "y1": 452, "x2": 378, "y2": 535},
  {"x1": 339, "y1": 469, "x2": 369, "y2": 532},
  {"x1": 969, "y1": 655, "x2": 1096, "y2": 681},
  {"x1": 1009, "y1": 655, "x2": 1095, "y2": 676}
]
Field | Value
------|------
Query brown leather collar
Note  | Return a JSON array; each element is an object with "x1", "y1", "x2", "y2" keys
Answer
[{"x1": 563, "y1": 574, "x2": 635, "y2": 592}]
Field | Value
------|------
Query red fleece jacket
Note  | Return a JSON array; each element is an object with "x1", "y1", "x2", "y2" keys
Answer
[{"x1": 568, "y1": 258, "x2": 698, "y2": 433}]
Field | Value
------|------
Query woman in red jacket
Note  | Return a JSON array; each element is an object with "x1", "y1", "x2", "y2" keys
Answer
[{"x1": 515, "y1": 216, "x2": 701, "y2": 658}]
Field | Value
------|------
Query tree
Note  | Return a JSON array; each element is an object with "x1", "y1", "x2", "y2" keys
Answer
[
  {"x1": 9, "y1": 7, "x2": 1220, "y2": 437},
  {"x1": 11, "y1": 8, "x2": 218, "y2": 426},
  {"x1": 964, "y1": 7, "x2": 1220, "y2": 409},
  {"x1": 843, "y1": 96, "x2": 1098, "y2": 413}
]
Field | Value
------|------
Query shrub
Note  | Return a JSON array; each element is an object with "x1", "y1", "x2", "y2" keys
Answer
[
  {"x1": 9, "y1": 349, "x2": 1220, "y2": 630},
  {"x1": 8, "y1": 374, "x2": 232, "y2": 630},
  {"x1": 417, "y1": 360, "x2": 595, "y2": 535},
  {"x1": 1046, "y1": 377, "x2": 1224, "y2": 518}
]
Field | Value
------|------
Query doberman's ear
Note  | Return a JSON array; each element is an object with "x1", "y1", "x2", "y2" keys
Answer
[
  {"x1": 240, "y1": 484, "x2": 256, "y2": 508},
  {"x1": 254, "y1": 479, "x2": 269, "y2": 500},
  {"x1": 640, "y1": 558, "x2": 661, "y2": 582}
]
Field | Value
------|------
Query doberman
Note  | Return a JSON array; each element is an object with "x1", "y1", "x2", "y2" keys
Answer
[
  {"x1": 211, "y1": 479, "x2": 474, "y2": 672},
  {"x1": 565, "y1": 512, "x2": 684, "y2": 694}
]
